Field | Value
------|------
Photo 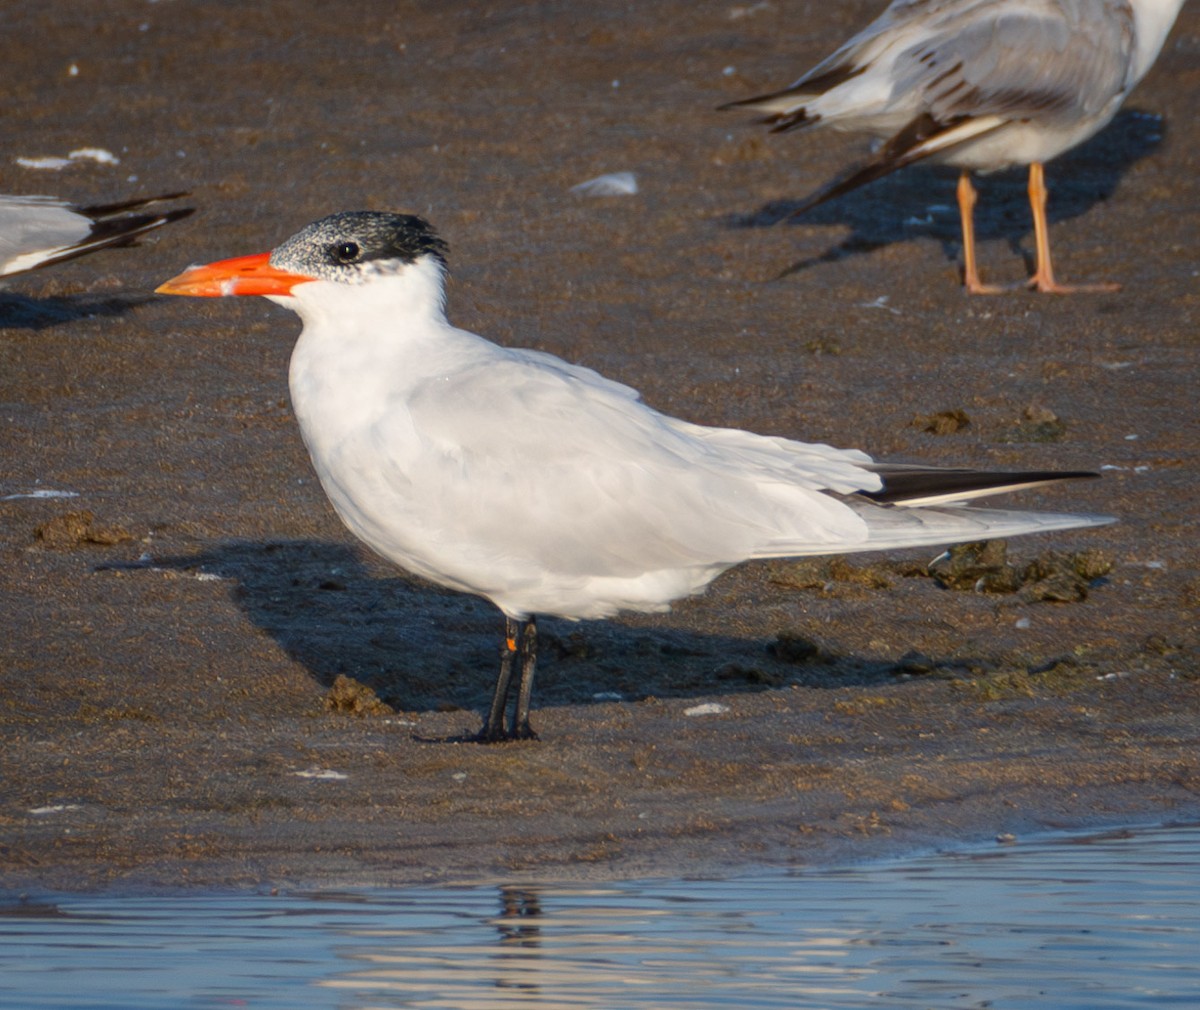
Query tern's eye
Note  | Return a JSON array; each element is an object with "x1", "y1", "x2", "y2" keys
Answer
[{"x1": 331, "y1": 241, "x2": 361, "y2": 264}]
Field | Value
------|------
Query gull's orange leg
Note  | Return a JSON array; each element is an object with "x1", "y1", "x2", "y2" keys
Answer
[
  {"x1": 1026, "y1": 162, "x2": 1120, "y2": 294},
  {"x1": 957, "y1": 171, "x2": 1006, "y2": 294}
]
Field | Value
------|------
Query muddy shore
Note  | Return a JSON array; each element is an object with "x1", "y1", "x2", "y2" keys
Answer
[{"x1": 1, "y1": 0, "x2": 1197, "y2": 892}]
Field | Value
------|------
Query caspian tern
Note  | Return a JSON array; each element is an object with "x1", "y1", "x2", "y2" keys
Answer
[
  {"x1": 0, "y1": 192, "x2": 193, "y2": 281},
  {"x1": 721, "y1": 0, "x2": 1186, "y2": 293},
  {"x1": 157, "y1": 211, "x2": 1113, "y2": 740}
]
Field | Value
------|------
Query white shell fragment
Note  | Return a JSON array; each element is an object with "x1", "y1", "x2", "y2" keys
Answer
[
  {"x1": 69, "y1": 147, "x2": 120, "y2": 165},
  {"x1": 29, "y1": 804, "x2": 83, "y2": 815},
  {"x1": 570, "y1": 171, "x2": 638, "y2": 197},
  {"x1": 16, "y1": 156, "x2": 72, "y2": 171},
  {"x1": 2, "y1": 489, "x2": 80, "y2": 500},
  {"x1": 291, "y1": 767, "x2": 348, "y2": 781},
  {"x1": 16, "y1": 148, "x2": 120, "y2": 171},
  {"x1": 684, "y1": 702, "x2": 730, "y2": 717}
]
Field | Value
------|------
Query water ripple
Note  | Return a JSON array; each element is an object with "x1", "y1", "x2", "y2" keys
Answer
[{"x1": 2, "y1": 823, "x2": 1197, "y2": 1009}]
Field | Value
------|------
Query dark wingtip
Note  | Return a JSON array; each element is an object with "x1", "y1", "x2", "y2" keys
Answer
[
  {"x1": 716, "y1": 99, "x2": 814, "y2": 133},
  {"x1": 77, "y1": 191, "x2": 194, "y2": 218},
  {"x1": 860, "y1": 468, "x2": 1102, "y2": 506},
  {"x1": 158, "y1": 207, "x2": 197, "y2": 225},
  {"x1": 9, "y1": 204, "x2": 197, "y2": 276},
  {"x1": 784, "y1": 151, "x2": 913, "y2": 222},
  {"x1": 783, "y1": 113, "x2": 976, "y2": 221}
]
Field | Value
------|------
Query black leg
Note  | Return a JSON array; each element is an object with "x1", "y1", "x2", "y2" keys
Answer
[
  {"x1": 477, "y1": 615, "x2": 540, "y2": 743},
  {"x1": 479, "y1": 615, "x2": 521, "y2": 743},
  {"x1": 511, "y1": 615, "x2": 539, "y2": 741}
]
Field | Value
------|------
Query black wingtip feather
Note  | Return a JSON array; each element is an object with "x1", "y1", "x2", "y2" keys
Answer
[
  {"x1": 717, "y1": 63, "x2": 867, "y2": 118},
  {"x1": 84, "y1": 206, "x2": 196, "y2": 248},
  {"x1": 785, "y1": 158, "x2": 901, "y2": 220},
  {"x1": 860, "y1": 467, "x2": 1100, "y2": 506},
  {"x1": 781, "y1": 113, "x2": 1003, "y2": 221},
  {"x1": 76, "y1": 191, "x2": 193, "y2": 218},
  {"x1": 24, "y1": 205, "x2": 196, "y2": 274}
]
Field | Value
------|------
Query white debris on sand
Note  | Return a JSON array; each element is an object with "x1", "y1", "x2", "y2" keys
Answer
[
  {"x1": 291, "y1": 767, "x2": 349, "y2": 781},
  {"x1": 684, "y1": 702, "x2": 730, "y2": 717},
  {"x1": 15, "y1": 156, "x2": 72, "y2": 170},
  {"x1": 68, "y1": 147, "x2": 119, "y2": 164},
  {"x1": 16, "y1": 147, "x2": 120, "y2": 170},
  {"x1": 570, "y1": 171, "x2": 638, "y2": 196},
  {"x1": 2, "y1": 489, "x2": 80, "y2": 501}
]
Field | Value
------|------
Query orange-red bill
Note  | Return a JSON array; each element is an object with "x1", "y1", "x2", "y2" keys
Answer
[{"x1": 155, "y1": 251, "x2": 312, "y2": 297}]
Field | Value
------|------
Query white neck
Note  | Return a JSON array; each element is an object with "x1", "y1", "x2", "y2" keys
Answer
[
  {"x1": 273, "y1": 254, "x2": 450, "y2": 334},
  {"x1": 281, "y1": 255, "x2": 495, "y2": 460}
]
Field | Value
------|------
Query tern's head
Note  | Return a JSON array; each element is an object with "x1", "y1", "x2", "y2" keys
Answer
[
  {"x1": 156, "y1": 211, "x2": 450, "y2": 310},
  {"x1": 269, "y1": 212, "x2": 448, "y2": 283}
]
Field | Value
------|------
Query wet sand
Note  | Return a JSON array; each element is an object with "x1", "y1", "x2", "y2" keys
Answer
[{"x1": 1, "y1": 0, "x2": 1197, "y2": 892}]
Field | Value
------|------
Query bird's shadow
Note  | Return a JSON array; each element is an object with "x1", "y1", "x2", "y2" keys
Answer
[
  {"x1": 0, "y1": 290, "x2": 158, "y2": 330},
  {"x1": 97, "y1": 539, "x2": 1046, "y2": 722},
  {"x1": 724, "y1": 109, "x2": 1166, "y2": 278}
]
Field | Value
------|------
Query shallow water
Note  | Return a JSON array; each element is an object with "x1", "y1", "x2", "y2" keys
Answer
[{"x1": 3, "y1": 823, "x2": 1198, "y2": 1009}]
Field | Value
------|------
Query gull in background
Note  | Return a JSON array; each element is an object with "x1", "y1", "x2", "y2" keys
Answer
[
  {"x1": 0, "y1": 192, "x2": 193, "y2": 282},
  {"x1": 158, "y1": 211, "x2": 1112, "y2": 740},
  {"x1": 721, "y1": 0, "x2": 1186, "y2": 293}
]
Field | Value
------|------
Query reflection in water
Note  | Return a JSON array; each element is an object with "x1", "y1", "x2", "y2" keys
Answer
[
  {"x1": 1, "y1": 823, "x2": 1198, "y2": 1009},
  {"x1": 495, "y1": 887, "x2": 543, "y2": 996},
  {"x1": 497, "y1": 886, "x2": 543, "y2": 947}
]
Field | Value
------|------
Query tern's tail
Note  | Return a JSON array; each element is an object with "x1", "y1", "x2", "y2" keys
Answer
[
  {"x1": 844, "y1": 464, "x2": 1114, "y2": 553},
  {"x1": 5, "y1": 193, "x2": 196, "y2": 278},
  {"x1": 840, "y1": 500, "x2": 1114, "y2": 556},
  {"x1": 754, "y1": 465, "x2": 1114, "y2": 558}
]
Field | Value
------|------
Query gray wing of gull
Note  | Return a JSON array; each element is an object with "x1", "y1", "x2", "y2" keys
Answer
[
  {"x1": 739, "y1": 0, "x2": 1136, "y2": 129},
  {"x1": 0, "y1": 193, "x2": 194, "y2": 278},
  {"x1": 892, "y1": 0, "x2": 1137, "y2": 125},
  {"x1": 0, "y1": 197, "x2": 91, "y2": 273}
]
